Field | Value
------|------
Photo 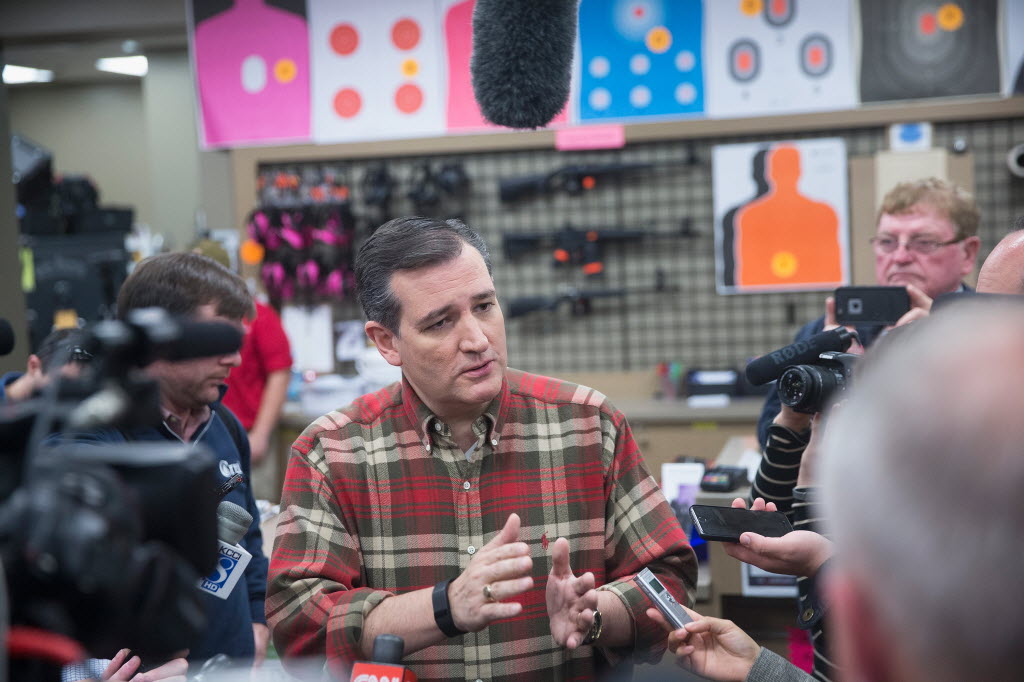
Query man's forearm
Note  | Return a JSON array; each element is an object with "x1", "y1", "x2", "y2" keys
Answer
[
  {"x1": 249, "y1": 369, "x2": 290, "y2": 440},
  {"x1": 359, "y1": 587, "x2": 449, "y2": 658}
]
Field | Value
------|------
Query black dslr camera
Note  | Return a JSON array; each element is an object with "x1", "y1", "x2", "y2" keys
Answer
[{"x1": 777, "y1": 351, "x2": 858, "y2": 414}]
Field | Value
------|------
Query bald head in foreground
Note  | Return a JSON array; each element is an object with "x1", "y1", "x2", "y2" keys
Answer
[
  {"x1": 976, "y1": 220, "x2": 1024, "y2": 294},
  {"x1": 821, "y1": 301, "x2": 1024, "y2": 682}
]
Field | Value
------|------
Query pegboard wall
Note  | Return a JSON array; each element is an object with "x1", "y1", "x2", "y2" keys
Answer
[{"x1": 256, "y1": 115, "x2": 1024, "y2": 377}]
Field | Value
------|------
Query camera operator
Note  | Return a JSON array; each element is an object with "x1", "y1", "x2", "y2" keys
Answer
[
  {"x1": 1, "y1": 327, "x2": 91, "y2": 404},
  {"x1": 756, "y1": 178, "x2": 981, "y2": 445},
  {"x1": 54, "y1": 252, "x2": 269, "y2": 670}
]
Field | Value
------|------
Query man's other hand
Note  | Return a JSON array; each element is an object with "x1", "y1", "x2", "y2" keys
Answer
[
  {"x1": 449, "y1": 513, "x2": 533, "y2": 632},
  {"x1": 546, "y1": 537, "x2": 599, "y2": 649}
]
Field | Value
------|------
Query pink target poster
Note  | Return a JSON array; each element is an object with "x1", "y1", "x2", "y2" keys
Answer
[
  {"x1": 190, "y1": 0, "x2": 312, "y2": 149},
  {"x1": 704, "y1": 0, "x2": 856, "y2": 119},
  {"x1": 308, "y1": 0, "x2": 446, "y2": 143}
]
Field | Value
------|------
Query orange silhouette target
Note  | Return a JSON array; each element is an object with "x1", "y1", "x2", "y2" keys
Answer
[{"x1": 733, "y1": 145, "x2": 842, "y2": 287}]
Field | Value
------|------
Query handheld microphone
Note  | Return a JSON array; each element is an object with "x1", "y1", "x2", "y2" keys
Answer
[
  {"x1": 197, "y1": 501, "x2": 253, "y2": 599},
  {"x1": 0, "y1": 318, "x2": 15, "y2": 356},
  {"x1": 471, "y1": 0, "x2": 578, "y2": 129},
  {"x1": 745, "y1": 328, "x2": 858, "y2": 386},
  {"x1": 347, "y1": 635, "x2": 418, "y2": 682}
]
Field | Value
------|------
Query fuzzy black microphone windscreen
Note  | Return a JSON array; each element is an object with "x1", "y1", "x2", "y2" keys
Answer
[{"x1": 471, "y1": 0, "x2": 578, "y2": 129}]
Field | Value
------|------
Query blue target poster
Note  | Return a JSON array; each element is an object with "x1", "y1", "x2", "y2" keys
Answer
[{"x1": 576, "y1": 0, "x2": 705, "y2": 122}]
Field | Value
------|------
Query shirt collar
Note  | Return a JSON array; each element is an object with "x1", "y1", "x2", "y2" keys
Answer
[{"x1": 401, "y1": 372, "x2": 508, "y2": 448}]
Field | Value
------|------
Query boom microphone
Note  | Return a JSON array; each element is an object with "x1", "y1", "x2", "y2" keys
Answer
[
  {"x1": 0, "y1": 318, "x2": 15, "y2": 356},
  {"x1": 158, "y1": 319, "x2": 243, "y2": 361},
  {"x1": 745, "y1": 328, "x2": 858, "y2": 386},
  {"x1": 197, "y1": 501, "x2": 253, "y2": 600},
  {"x1": 471, "y1": 0, "x2": 578, "y2": 129}
]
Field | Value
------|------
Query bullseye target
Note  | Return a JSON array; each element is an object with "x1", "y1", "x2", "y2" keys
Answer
[
  {"x1": 728, "y1": 39, "x2": 761, "y2": 82},
  {"x1": 764, "y1": 0, "x2": 795, "y2": 27},
  {"x1": 799, "y1": 33, "x2": 832, "y2": 77},
  {"x1": 859, "y1": 0, "x2": 999, "y2": 102}
]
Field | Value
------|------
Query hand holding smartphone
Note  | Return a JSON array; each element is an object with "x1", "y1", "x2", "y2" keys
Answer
[
  {"x1": 834, "y1": 286, "x2": 910, "y2": 326},
  {"x1": 688, "y1": 504, "x2": 793, "y2": 543}
]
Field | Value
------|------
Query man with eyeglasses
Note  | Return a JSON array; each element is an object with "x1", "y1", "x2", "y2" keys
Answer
[{"x1": 755, "y1": 177, "x2": 980, "y2": 446}]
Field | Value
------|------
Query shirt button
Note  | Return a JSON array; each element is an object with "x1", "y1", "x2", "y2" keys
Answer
[
  {"x1": 467, "y1": 545, "x2": 476, "y2": 555},
  {"x1": 463, "y1": 481, "x2": 471, "y2": 490},
  {"x1": 491, "y1": 439, "x2": 498, "y2": 446}
]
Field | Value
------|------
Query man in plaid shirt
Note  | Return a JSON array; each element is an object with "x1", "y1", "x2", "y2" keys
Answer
[{"x1": 267, "y1": 216, "x2": 697, "y2": 680}]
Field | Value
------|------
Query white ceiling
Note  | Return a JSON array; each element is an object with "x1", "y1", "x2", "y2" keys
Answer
[{"x1": 1, "y1": 0, "x2": 189, "y2": 85}]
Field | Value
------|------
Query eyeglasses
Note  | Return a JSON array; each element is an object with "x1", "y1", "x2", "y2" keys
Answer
[{"x1": 870, "y1": 235, "x2": 964, "y2": 255}]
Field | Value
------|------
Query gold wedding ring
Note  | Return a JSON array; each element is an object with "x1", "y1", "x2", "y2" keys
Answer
[{"x1": 483, "y1": 584, "x2": 496, "y2": 602}]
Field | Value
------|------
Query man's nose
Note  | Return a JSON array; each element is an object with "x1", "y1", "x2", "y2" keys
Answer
[
  {"x1": 221, "y1": 350, "x2": 242, "y2": 367},
  {"x1": 459, "y1": 318, "x2": 489, "y2": 353},
  {"x1": 891, "y1": 242, "x2": 916, "y2": 261}
]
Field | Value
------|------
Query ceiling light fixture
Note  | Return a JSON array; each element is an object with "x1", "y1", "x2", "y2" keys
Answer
[
  {"x1": 95, "y1": 55, "x2": 148, "y2": 77},
  {"x1": 3, "y1": 64, "x2": 55, "y2": 85}
]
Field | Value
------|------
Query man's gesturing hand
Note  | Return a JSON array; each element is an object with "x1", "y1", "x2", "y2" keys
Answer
[
  {"x1": 546, "y1": 537, "x2": 599, "y2": 649},
  {"x1": 449, "y1": 513, "x2": 534, "y2": 633}
]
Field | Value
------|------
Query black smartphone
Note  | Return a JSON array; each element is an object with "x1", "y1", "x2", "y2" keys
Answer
[
  {"x1": 688, "y1": 504, "x2": 793, "y2": 543},
  {"x1": 834, "y1": 286, "x2": 910, "y2": 326}
]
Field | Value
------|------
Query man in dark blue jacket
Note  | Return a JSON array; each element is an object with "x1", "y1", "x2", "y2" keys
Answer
[
  {"x1": 67, "y1": 252, "x2": 270, "y2": 668},
  {"x1": 756, "y1": 178, "x2": 980, "y2": 444}
]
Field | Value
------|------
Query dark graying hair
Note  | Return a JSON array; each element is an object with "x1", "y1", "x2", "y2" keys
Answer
[
  {"x1": 117, "y1": 251, "x2": 254, "y2": 321},
  {"x1": 356, "y1": 216, "x2": 492, "y2": 334}
]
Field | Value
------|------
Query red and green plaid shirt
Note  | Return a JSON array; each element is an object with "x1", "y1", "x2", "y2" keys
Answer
[{"x1": 267, "y1": 368, "x2": 696, "y2": 681}]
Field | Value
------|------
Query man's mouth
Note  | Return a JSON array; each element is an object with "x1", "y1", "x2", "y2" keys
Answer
[{"x1": 462, "y1": 360, "x2": 492, "y2": 376}]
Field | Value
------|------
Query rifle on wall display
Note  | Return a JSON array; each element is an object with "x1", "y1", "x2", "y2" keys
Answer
[
  {"x1": 503, "y1": 218, "x2": 696, "y2": 276},
  {"x1": 505, "y1": 270, "x2": 677, "y2": 319},
  {"x1": 498, "y1": 146, "x2": 698, "y2": 203}
]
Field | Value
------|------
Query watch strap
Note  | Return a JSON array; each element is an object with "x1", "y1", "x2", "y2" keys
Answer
[{"x1": 432, "y1": 577, "x2": 466, "y2": 637}]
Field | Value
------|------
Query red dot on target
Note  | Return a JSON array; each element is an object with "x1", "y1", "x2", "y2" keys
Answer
[
  {"x1": 392, "y1": 18, "x2": 421, "y2": 50},
  {"x1": 633, "y1": 5, "x2": 644, "y2": 18},
  {"x1": 333, "y1": 88, "x2": 362, "y2": 118},
  {"x1": 737, "y1": 51, "x2": 752, "y2": 72},
  {"x1": 395, "y1": 83, "x2": 423, "y2": 113},
  {"x1": 330, "y1": 24, "x2": 359, "y2": 56},
  {"x1": 809, "y1": 45, "x2": 823, "y2": 66},
  {"x1": 772, "y1": 0, "x2": 788, "y2": 17},
  {"x1": 920, "y1": 13, "x2": 937, "y2": 35}
]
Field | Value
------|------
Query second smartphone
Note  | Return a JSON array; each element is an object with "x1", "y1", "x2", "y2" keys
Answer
[{"x1": 688, "y1": 504, "x2": 793, "y2": 543}]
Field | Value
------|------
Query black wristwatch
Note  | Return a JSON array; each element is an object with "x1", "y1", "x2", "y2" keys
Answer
[
  {"x1": 580, "y1": 608, "x2": 603, "y2": 645},
  {"x1": 432, "y1": 577, "x2": 466, "y2": 637}
]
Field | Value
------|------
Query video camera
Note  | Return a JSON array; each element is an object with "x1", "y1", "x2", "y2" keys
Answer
[
  {"x1": 744, "y1": 327, "x2": 860, "y2": 414},
  {"x1": 776, "y1": 350, "x2": 858, "y2": 414},
  {"x1": 0, "y1": 308, "x2": 241, "y2": 680}
]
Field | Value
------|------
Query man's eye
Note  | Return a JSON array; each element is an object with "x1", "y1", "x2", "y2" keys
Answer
[{"x1": 476, "y1": 302, "x2": 494, "y2": 312}]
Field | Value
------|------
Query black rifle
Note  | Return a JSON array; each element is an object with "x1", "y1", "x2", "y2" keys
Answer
[
  {"x1": 498, "y1": 147, "x2": 699, "y2": 203},
  {"x1": 503, "y1": 218, "x2": 695, "y2": 276},
  {"x1": 506, "y1": 270, "x2": 676, "y2": 319}
]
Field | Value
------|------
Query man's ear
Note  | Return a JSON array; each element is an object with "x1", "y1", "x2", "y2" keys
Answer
[
  {"x1": 364, "y1": 321, "x2": 402, "y2": 367},
  {"x1": 25, "y1": 354, "x2": 43, "y2": 377},
  {"x1": 962, "y1": 235, "x2": 982, "y2": 276},
  {"x1": 828, "y1": 570, "x2": 902, "y2": 682}
]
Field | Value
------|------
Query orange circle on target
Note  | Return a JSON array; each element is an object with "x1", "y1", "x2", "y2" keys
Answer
[
  {"x1": 274, "y1": 58, "x2": 297, "y2": 83},
  {"x1": 395, "y1": 83, "x2": 423, "y2": 113},
  {"x1": 937, "y1": 3, "x2": 963, "y2": 31},
  {"x1": 330, "y1": 24, "x2": 359, "y2": 56},
  {"x1": 740, "y1": 0, "x2": 762, "y2": 17},
  {"x1": 392, "y1": 18, "x2": 421, "y2": 50},
  {"x1": 646, "y1": 27, "x2": 672, "y2": 54},
  {"x1": 333, "y1": 88, "x2": 362, "y2": 118},
  {"x1": 771, "y1": 251, "x2": 798, "y2": 278},
  {"x1": 401, "y1": 58, "x2": 420, "y2": 77}
]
